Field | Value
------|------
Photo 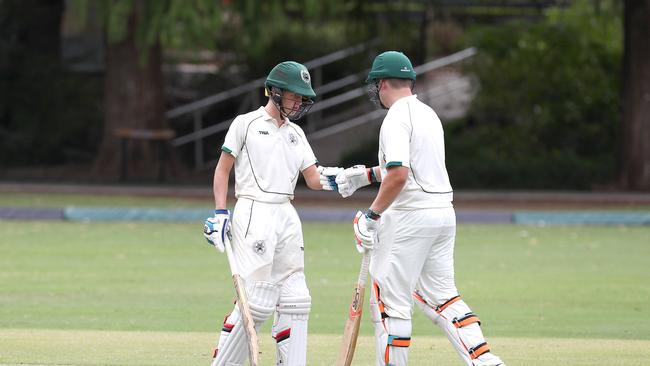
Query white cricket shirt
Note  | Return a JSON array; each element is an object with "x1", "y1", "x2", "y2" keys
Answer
[
  {"x1": 378, "y1": 95, "x2": 453, "y2": 209},
  {"x1": 222, "y1": 107, "x2": 317, "y2": 203}
]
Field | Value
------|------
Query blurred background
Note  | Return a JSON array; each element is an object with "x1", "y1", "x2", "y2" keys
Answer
[
  {"x1": 0, "y1": 0, "x2": 648, "y2": 192},
  {"x1": 1, "y1": 2, "x2": 649, "y2": 364}
]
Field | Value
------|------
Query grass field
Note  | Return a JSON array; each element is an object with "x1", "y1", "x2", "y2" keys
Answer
[{"x1": 1, "y1": 219, "x2": 650, "y2": 365}]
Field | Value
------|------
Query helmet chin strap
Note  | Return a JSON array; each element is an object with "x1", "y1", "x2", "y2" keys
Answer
[
  {"x1": 268, "y1": 88, "x2": 292, "y2": 120},
  {"x1": 269, "y1": 87, "x2": 312, "y2": 120}
]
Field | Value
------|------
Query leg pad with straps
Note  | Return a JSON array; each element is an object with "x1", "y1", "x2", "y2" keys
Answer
[
  {"x1": 370, "y1": 281, "x2": 412, "y2": 366},
  {"x1": 273, "y1": 272, "x2": 311, "y2": 366},
  {"x1": 212, "y1": 281, "x2": 280, "y2": 366},
  {"x1": 413, "y1": 291, "x2": 505, "y2": 366}
]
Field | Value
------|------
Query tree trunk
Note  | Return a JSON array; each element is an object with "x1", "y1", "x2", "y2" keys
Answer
[
  {"x1": 0, "y1": 0, "x2": 63, "y2": 165},
  {"x1": 620, "y1": 0, "x2": 650, "y2": 191},
  {"x1": 93, "y1": 2, "x2": 167, "y2": 180}
]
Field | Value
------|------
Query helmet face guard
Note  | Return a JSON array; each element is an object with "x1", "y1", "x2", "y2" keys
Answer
[
  {"x1": 366, "y1": 81, "x2": 386, "y2": 109},
  {"x1": 269, "y1": 87, "x2": 314, "y2": 121}
]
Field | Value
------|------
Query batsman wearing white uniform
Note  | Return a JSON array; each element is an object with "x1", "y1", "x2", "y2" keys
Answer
[
  {"x1": 203, "y1": 61, "x2": 340, "y2": 366},
  {"x1": 321, "y1": 51, "x2": 506, "y2": 366}
]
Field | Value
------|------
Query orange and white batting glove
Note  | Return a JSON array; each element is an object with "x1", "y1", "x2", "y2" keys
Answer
[{"x1": 353, "y1": 209, "x2": 380, "y2": 253}]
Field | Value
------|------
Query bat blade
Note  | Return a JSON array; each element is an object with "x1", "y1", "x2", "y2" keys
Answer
[
  {"x1": 232, "y1": 274, "x2": 260, "y2": 366},
  {"x1": 336, "y1": 251, "x2": 371, "y2": 366},
  {"x1": 223, "y1": 232, "x2": 260, "y2": 366}
]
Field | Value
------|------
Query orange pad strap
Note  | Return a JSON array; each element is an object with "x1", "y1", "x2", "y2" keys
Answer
[
  {"x1": 452, "y1": 313, "x2": 481, "y2": 328},
  {"x1": 387, "y1": 335, "x2": 411, "y2": 347},
  {"x1": 469, "y1": 342, "x2": 490, "y2": 360}
]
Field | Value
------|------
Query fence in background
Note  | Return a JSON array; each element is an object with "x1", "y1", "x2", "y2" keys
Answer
[{"x1": 166, "y1": 45, "x2": 476, "y2": 169}]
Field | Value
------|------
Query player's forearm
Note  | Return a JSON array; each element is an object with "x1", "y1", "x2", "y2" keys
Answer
[
  {"x1": 213, "y1": 169, "x2": 229, "y2": 209},
  {"x1": 302, "y1": 164, "x2": 322, "y2": 190},
  {"x1": 369, "y1": 167, "x2": 407, "y2": 213},
  {"x1": 213, "y1": 152, "x2": 235, "y2": 210}
]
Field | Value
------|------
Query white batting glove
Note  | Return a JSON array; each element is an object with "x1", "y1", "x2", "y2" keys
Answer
[
  {"x1": 318, "y1": 166, "x2": 344, "y2": 192},
  {"x1": 353, "y1": 209, "x2": 380, "y2": 253},
  {"x1": 336, "y1": 165, "x2": 372, "y2": 198},
  {"x1": 203, "y1": 209, "x2": 231, "y2": 252}
]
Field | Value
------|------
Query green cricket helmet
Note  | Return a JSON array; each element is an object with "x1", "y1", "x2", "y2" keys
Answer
[
  {"x1": 265, "y1": 61, "x2": 316, "y2": 120},
  {"x1": 265, "y1": 61, "x2": 316, "y2": 98},
  {"x1": 365, "y1": 51, "x2": 416, "y2": 109},
  {"x1": 366, "y1": 51, "x2": 416, "y2": 83}
]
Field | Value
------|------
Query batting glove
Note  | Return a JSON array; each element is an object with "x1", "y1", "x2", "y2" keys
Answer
[
  {"x1": 203, "y1": 209, "x2": 231, "y2": 252},
  {"x1": 318, "y1": 166, "x2": 344, "y2": 192},
  {"x1": 336, "y1": 165, "x2": 372, "y2": 198},
  {"x1": 353, "y1": 209, "x2": 380, "y2": 253}
]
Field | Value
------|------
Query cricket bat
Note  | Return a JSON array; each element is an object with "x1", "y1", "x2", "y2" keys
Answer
[
  {"x1": 223, "y1": 234, "x2": 260, "y2": 366},
  {"x1": 336, "y1": 250, "x2": 371, "y2": 366}
]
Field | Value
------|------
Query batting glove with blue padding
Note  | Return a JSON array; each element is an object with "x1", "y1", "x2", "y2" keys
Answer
[
  {"x1": 318, "y1": 166, "x2": 344, "y2": 192},
  {"x1": 353, "y1": 209, "x2": 380, "y2": 253},
  {"x1": 203, "y1": 209, "x2": 231, "y2": 252}
]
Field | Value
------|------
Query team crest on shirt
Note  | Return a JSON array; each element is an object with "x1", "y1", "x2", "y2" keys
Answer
[
  {"x1": 253, "y1": 240, "x2": 266, "y2": 255},
  {"x1": 287, "y1": 132, "x2": 298, "y2": 145}
]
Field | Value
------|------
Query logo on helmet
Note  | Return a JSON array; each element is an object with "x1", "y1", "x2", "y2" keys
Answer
[{"x1": 300, "y1": 69, "x2": 311, "y2": 84}]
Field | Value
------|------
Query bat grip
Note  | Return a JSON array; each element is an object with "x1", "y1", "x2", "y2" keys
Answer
[
  {"x1": 223, "y1": 234, "x2": 238, "y2": 275},
  {"x1": 357, "y1": 252, "x2": 371, "y2": 286}
]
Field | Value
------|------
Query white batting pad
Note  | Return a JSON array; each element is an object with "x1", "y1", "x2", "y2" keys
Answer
[
  {"x1": 370, "y1": 284, "x2": 412, "y2": 366},
  {"x1": 246, "y1": 280, "x2": 281, "y2": 323},
  {"x1": 212, "y1": 306, "x2": 247, "y2": 366},
  {"x1": 212, "y1": 281, "x2": 280, "y2": 365},
  {"x1": 414, "y1": 293, "x2": 505, "y2": 366},
  {"x1": 273, "y1": 272, "x2": 311, "y2": 366}
]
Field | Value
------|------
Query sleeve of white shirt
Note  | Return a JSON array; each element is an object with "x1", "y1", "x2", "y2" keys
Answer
[
  {"x1": 297, "y1": 126, "x2": 317, "y2": 171},
  {"x1": 381, "y1": 117, "x2": 411, "y2": 169},
  {"x1": 221, "y1": 116, "x2": 245, "y2": 158}
]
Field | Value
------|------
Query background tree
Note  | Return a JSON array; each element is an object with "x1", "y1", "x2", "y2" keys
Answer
[
  {"x1": 0, "y1": 0, "x2": 101, "y2": 169},
  {"x1": 5, "y1": 0, "x2": 647, "y2": 191},
  {"x1": 442, "y1": 0, "x2": 623, "y2": 189},
  {"x1": 620, "y1": 0, "x2": 650, "y2": 190},
  {"x1": 71, "y1": 0, "x2": 222, "y2": 179},
  {"x1": 74, "y1": 0, "x2": 356, "y2": 180}
]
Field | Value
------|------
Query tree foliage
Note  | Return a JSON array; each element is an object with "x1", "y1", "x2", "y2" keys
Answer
[
  {"x1": 70, "y1": 0, "x2": 222, "y2": 49},
  {"x1": 446, "y1": 0, "x2": 623, "y2": 189}
]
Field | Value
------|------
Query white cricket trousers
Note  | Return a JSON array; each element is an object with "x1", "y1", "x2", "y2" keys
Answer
[
  {"x1": 370, "y1": 206, "x2": 458, "y2": 320},
  {"x1": 229, "y1": 198, "x2": 305, "y2": 282}
]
